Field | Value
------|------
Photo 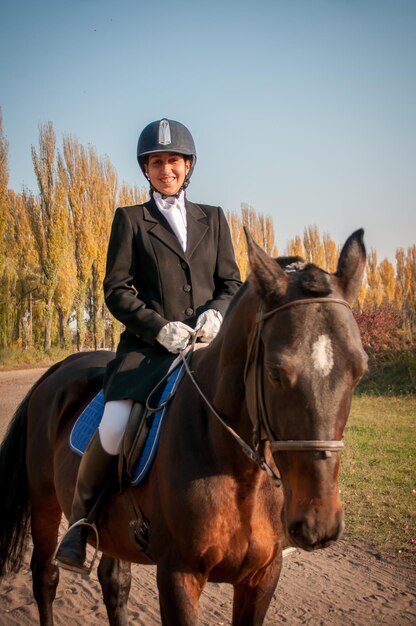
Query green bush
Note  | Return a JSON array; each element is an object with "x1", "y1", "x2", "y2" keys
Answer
[{"x1": 356, "y1": 350, "x2": 416, "y2": 396}]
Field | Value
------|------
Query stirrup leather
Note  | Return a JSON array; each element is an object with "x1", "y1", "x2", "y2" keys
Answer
[{"x1": 52, "y1": 519, "x2": 100, "y2": 576}]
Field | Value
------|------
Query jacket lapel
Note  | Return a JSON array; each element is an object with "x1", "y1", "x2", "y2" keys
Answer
[
  {"x1": 185, "y1": 201, "x2": 209, "y2": 258},
  {"x1": 143, "y1": 198, "x2": 209, "y2": 261},
  {"x1": 143, "y1": 199, "x2": 187, "y2": 260}
]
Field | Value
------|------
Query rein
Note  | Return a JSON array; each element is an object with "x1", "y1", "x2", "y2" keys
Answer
[
  {"x1": 180, "y1": 345, "x2": 281, "y2": 485},
  {"x1": 180, "y1": 296, "x2": 352, "y2": 486}
]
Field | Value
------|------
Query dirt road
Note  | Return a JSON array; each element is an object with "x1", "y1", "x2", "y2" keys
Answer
[{"x1": 0, "y1": 368, "x2": 415, "y2": 625}]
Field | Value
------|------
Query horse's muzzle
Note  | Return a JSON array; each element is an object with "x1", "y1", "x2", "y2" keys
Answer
[{"x1": 287, "y1": 508, "x2": 345, "y2": 551}]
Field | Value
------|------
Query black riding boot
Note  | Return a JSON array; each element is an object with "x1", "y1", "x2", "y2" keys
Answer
[{"x1": 54, "y1": 431, "x2": 114, "y2": 574}]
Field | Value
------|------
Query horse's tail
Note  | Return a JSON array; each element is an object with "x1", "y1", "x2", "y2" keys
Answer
[{"x1": 0, "y1": 362, "x2": 62, "y2": 578}]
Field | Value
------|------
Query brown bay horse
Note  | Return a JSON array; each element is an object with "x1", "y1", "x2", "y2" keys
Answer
[{"x1": 0, "y1": 229, "x2": 368, "y2": 625}]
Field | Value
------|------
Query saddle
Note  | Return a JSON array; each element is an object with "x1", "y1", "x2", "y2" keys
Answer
[{"x1": 70, "y1": 363, "x2": 185, "y2": 488}]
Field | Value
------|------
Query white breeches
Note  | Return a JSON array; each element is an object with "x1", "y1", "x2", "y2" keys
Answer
[{"x1": 98, "y1": 399, "x2": 133, "y2": 455}]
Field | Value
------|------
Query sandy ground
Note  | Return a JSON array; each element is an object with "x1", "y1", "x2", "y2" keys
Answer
[{"x1": 0, "y1": 368, "x2": 415, "y2": 625}]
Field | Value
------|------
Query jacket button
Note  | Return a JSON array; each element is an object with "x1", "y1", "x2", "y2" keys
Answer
[
  {"x1": 183, "y1": 284, "x2": 191, "y2": 293},
  {"x1": 185, "y1": 307, "x2": 194, "y2": 316},
  {"x1": 181, "y1": 261, "x2": 188, "y2": 269}
]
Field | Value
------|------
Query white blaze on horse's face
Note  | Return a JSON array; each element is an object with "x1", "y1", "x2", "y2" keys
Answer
[{"x1": 311, "y1": 335, "x2": 334, "y2": 377}]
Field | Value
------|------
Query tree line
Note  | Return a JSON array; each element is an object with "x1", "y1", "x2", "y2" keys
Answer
[{"x1": 0, "y1": 113, "x2": 414, "y2": 355}]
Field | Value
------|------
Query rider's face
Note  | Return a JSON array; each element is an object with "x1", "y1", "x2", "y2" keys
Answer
[{"x1": 145, "y1": 153, "x2": 191, "y2": 196}]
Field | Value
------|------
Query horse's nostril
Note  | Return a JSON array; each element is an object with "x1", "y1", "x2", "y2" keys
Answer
[
  {"x1": 288, "y1": 516, "x2": 343, "y2": 550},
  {"x1": 289, "y1": 520, "x2": 307, "y2": 543}
]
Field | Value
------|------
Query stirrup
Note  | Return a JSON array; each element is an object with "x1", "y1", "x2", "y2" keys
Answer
[{"x1": 52, "y1": 519, "x2": 100, "y2": 576}]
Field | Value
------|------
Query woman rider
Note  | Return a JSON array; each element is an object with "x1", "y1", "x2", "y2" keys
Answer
[{"x1": 55, "y1": 118, "x2": 242, "y2": 573}]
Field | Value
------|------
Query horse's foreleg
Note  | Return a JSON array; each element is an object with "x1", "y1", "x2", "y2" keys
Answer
[
  {"x1": 231, "y1": 558, "x2": 282, "y2": 626},
  {"x1": 157, "y1": 565, "x2": 204, "y2": 626},
  {"x1": 97, "y1": 554, "x2": 131, "y2": 626},
  {"x1": 30, "y1": 496, "x2": 62, "y2": 626}
]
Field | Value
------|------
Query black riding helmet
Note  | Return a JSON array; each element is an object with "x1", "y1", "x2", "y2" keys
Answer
[{"x1": 137, "y1": 119, "x2": 197, "y2": 188}]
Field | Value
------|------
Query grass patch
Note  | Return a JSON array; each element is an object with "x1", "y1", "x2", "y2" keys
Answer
[
  {"x1": 340, "y1": 395, "x2": 416, "y2": 560},
  {"x1": 0, "y1": 347, "x2": 76, "y2": 370}
]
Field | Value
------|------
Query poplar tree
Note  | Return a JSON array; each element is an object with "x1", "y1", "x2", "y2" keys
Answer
[
  {"x1": 240, "y1": 203, "x2": 277, "y2": 257},
  {"x1": 62, "y1": 135, "x2": 95, "y2": 350},
  {"x1": 379, "y1": 258, "x2": 395, "y2": 303},
  {"x1": 394, "y1": 248, "x2": 406, "y2": 311},
  {"x1": 53, "y1": 156, "x2": 77, "y2": 348},
  {"x1": 0, "y1": 109, "x2": 11, "y2": 346},
  {"x1": 117, "y1": 183, "x2": 148, "y2": 207},
  {"x1": 0, "y1": 109, "x2": 8, "y2": 275},
  {"x1": 285, "y1": 235, "x2": 304, "y2": 258},
  {"x1": 303, "y1": 225, "x2": 325, "y2": 267},
  {"x1": 365, "y1": 248, "x2": 383, "y2": 307},
  {"x1": 30, "y1": 122, "x2": 71, "y2": 350},
  {"x1": 87, "y1": 149, "x2": 117, "y2": 349},
  {"x1": 356, "y1": 278, "x2": 367, "y2": 311},
  {"x1": 10, "y1": 191, "x2": 40, "y2": 348},
  {"x1": 226, "y1": 205, "x2": 277, "y2": 280},
  {"x1": 323, "y1": 233, "x2": 339, "y2": 272},
  {"x1": 404, "y1": 245, "x2": 416, "y2": 331},
  {"x1": 226, "y1": 209, "x2": 249, "y2": 279}
]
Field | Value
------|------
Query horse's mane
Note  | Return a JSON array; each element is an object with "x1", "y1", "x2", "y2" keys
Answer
[{"x1": 225, "y1": 281, "x2": 250, "y2": 317}]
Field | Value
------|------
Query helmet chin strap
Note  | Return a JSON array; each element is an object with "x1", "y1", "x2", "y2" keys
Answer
[{"x1": 149, "y1": 178, "x2": 190, "y2": 199}]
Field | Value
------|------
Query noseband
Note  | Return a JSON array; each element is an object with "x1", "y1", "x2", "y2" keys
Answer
[{"x1": 245, "y1": 297, "x2": 351, "y2": 456}]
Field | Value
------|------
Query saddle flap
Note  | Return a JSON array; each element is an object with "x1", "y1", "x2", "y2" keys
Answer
[{"x1": 123, "y1": 403, "x2": 153, "y2": 477}]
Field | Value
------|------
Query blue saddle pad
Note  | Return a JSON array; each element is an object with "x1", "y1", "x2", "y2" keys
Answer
[{"x1": 70, "y1": 364, "x2": 183, "y2": 486}]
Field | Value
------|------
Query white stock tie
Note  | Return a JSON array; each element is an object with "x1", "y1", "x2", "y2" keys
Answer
[{"x1": 154, "y1": 192, "x2": 187, "y2": 251}]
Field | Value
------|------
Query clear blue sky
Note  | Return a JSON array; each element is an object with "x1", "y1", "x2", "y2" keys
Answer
[{"x1": 1, "y1": 0, "x2": 415, "y2": 263}]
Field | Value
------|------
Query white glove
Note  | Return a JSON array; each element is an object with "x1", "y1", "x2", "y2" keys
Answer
[
  {"x1": 195, "y1": 309, "x2": 223, "y2": 343},
  {"x1": 156, "y1": 321, "x2": 195, "y2": 353}
]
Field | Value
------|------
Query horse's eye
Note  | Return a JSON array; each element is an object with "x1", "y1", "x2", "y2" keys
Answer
[
  {"x1": 265, "y1": 361, "x2": 297, "y2": 388},
  {"x1": 266, "y1": 365, "x2": 281, "y2": 384}
]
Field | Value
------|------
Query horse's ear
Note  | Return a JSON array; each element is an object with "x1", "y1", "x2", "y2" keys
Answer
[
  {"x1": 335, "y1": 229, "x2": 366, "y2": 304},
  {"x1": 244, "y1": 227, "x2": 288, "y2": 301}
]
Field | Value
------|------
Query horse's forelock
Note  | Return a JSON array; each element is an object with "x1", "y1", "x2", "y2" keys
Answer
[
  {"x1": 276, "y1": 255, "x2": 305, "y2": 269},
  {"x1": 298, "y1": 264, "x2": 332, "y2": 296},
  {"x1": 275, "y1": 257, "x2": 332, "y2": 297},
  {"x1": 226, "y1": 260, "x2": 333, "y2": 321}
]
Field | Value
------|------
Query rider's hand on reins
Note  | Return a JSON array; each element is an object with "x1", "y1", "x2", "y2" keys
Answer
[
  {"x1": 156, "y1": 321, "x2": 196, "y2": 353},
  {"x1": 195, "y1": 309, "x2": 222, "y2": 343}
]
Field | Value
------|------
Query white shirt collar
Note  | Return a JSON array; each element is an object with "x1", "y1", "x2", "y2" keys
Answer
[
  {"x1": 153, "y1": 190, "x2": 186, "y2": 212},
  {"x1": 153, "y1": 191, "x2": 187, "y2": 251}
]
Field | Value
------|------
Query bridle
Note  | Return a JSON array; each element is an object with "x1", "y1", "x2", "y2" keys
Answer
[
  {"x1": 244, "y1": 297, "x2": 351, "y2": 457},
  {"x1": 180, "y1": 296, "x2": 352, "y2": 486}
]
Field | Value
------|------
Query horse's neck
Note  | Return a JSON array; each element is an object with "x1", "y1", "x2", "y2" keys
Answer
[
  {"x1": 199, "y1": 297, "x2": 254, "y2": 428},
  {"x1": 188, "y1": 342, "x2": 258, "y2": 475}
]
